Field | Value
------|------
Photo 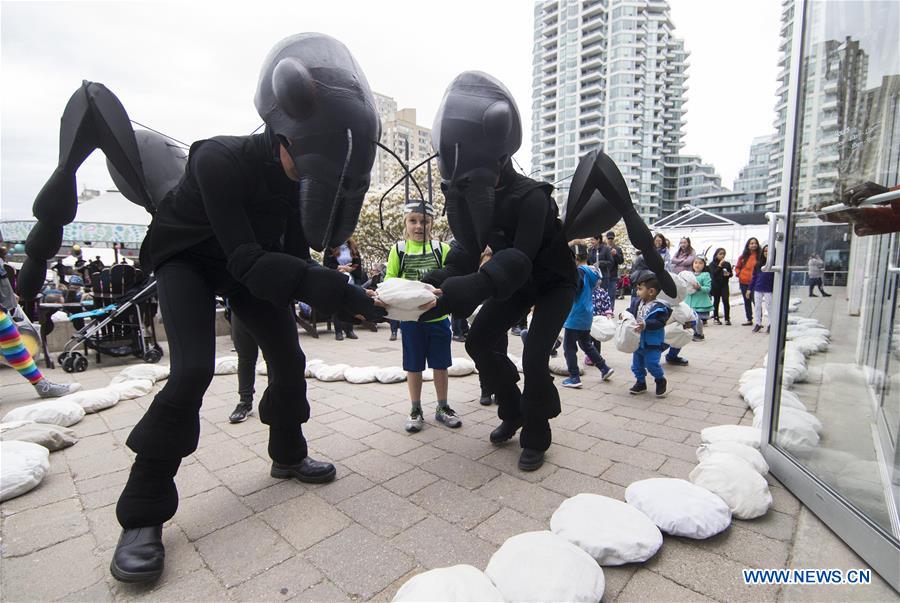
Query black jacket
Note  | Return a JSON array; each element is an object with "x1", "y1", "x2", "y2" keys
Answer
[{"x1": 709, "y1": 260, "x2": 733, "y2": 291}]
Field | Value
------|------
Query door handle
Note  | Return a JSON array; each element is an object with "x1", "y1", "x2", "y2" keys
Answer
[{"x1": 762, "y1": 212, "x2": 786, "y2": 272}]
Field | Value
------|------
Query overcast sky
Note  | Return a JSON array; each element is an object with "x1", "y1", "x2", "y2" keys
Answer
[{"x1": 1, "y1": 0, "x2": 782, "y2": 220}]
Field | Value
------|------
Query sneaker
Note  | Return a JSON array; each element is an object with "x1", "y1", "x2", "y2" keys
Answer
[
  {"x1": 435, "y1": 406, "x2": 462, "y2": 428},
  {"x1": 335, "y1": 331, "x2": 344, "y2": 341},
  {"x1": 809, "y1": 293, "x2": 818, "y2": 297},
  {"x1": 562, "y1": 377, "x2": 582, "y2": 388},
  {"x1": 666, "y1": 356, "x2": 689, "y2": 366},
  {"x1": 34, "y1": 379, "x2": 82, "y2": 398},
  {"x1": 692, "y1": 334, "x2": 705, "y2": 341},
  {"x1": 822, "y1": 293, "x2": 832, "y2": 297},
  {"x1": 600, "y1": 366, "x2": 615, "y2": 381},
  {"x1": 478, "y1": 394, "x2": 495, "y2": 406},
  {"x1": 752, "y1": 325, "x2": 762, "y2": 333},
  {"x1": 228, "y1": 402, "x2": 252, "y2": 424},
  {"x1": 344, "y1": 330, "x2": 358, "y2": 340},
  {"x1": 389, "y1": 332, "x2": 398, "y2": 341},
  {"x1": 655, "y1": 378, "x2": 668, "y2": 397},
  {"x1": 405, "y1": 409, "x2": 424, "y2": 432},
  {"x1": 725, "y1": 320, "x2": 732, "y2": 325},
  {"x1": 742, "y1": 320, "x2": 753, "y2": 326},
  {"x1": 714, "y1": 318, "x2": 722, "y2": 325},
  {"x1": 452, "y1": 334, "x2": 466, "y2": 342},
  {"x1": 584, "y1": 356, "x2": 594, "y2": 366},
  {"x1": 629, "y1": 381, "x2": 647, "y2": 395}
]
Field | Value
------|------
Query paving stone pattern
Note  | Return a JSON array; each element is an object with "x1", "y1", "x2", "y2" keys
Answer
[{"x1": 1, "y1": 319, "x2": 893, "y2": 601}]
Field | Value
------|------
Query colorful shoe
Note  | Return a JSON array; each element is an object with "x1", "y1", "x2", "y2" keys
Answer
[
  {"x1": 600, "y1": 366, "x2": 615, "y2": 381},
  {"x1": 629, "y1": 381, "x2": 647, "y2": 395},
  {"x1": 435, "y1": 406, "x2": 462, "y2": 428},
  {"x1": 405, "y1": 409, "x2": 424, "y2": 432},
  {"x1": 562, "y1": 377, "x2": 582, "y2": 388}
]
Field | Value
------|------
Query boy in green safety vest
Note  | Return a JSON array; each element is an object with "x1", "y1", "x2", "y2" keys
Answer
[{"x1": 385, "y1": 200, "x2": 459, "y2": 432}]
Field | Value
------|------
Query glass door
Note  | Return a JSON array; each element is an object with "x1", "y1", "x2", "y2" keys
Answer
[{"x1": 761, "y1": 0, "x2": 900, "y2": 590}]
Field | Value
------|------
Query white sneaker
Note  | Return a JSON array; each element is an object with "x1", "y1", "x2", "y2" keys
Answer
[
  {"x1": 405, "y1": 409, "x2": 425, "y2": 433},
  {"x1": 35, "y1": 379, "x2": 82, "y2": 398}
]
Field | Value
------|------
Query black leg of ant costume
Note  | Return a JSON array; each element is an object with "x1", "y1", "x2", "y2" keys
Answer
[
  {"x1": 420, "y1": 72, "x2": 674, "y2": 471},
  {"x1": 23, "y1": 34, "x2": 385, "y2": 583}
]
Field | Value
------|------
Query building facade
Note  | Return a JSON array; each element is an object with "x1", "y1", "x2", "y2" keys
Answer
[
  {"x1": 370, "y1": 93, "x2": 433, "y2": 193},
  {"x1": 531, "y1": 0, "x2": 688, "y2": 221}
]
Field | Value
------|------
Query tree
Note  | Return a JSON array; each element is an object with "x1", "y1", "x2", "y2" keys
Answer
[{"x1": 353, "y1": 162, "x2": 451, "y2": 268}]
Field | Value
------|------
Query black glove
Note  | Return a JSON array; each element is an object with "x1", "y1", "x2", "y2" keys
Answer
[
  {"x1": 340, "y1": 282, "x2": 387, "y2": 323},
  {"x1": 294, "y1": 266, "x2": 385, "y2": 322},
  {"x1": 419, "y1": 271, "x2": 493, "y2": 322}
]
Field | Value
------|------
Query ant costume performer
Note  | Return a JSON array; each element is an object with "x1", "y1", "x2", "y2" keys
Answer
[
  {"x1": 17, "y1": 34, "x2": 385, "y2": 583},
  {"x1": 419, "y1": 72, "x2": 675, "y2": 471}
]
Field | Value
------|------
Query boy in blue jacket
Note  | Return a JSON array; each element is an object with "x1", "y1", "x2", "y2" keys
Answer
[
  {"x1": 624, "y1": 272, "x2": 672, "y2": 397},
  {"x1": 562, "y1": 244, "x2": 614, "y2": 388}
]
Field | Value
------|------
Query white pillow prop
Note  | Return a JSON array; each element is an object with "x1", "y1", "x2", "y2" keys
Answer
[
  {"x1": 754, "y1": 408, "x2": 821, "y2": 452},
  {"x1": 50, "y1": 310, "x2": 70, "y2": 323},
  {"x1": 700, "y1": 425, "x2": 762, "y2": 449},
  {"x1": 2, "y1": 400, "x2": 85, "y2": 428},
  {"x1": 485, "y1": 531, "x2": 604, "y2": 603},
  {"x1": 109, "y1": 379, "x2": 154, "y2": 401},
  {"x1": 111, "y1": 364, "x2": 169, "y2": 384},
  {"x1": 256, "y1": 360, "x2": 268, "y2": 375},
  {"x1": 657, "y1": 272, "x2": 688, "y2": 305},
  {"x1": 376, "y1": 279, "x2": 438, "y2": 321},
  {"x1": 0, "y1": 422, "x2": 78, "y2": 452},
  {"x1": 304, "y1": 358, "x2": 324, "y2": 378},
  {"x1": 375, "y1": 366, "x2": 407, "y2": 384},
  {"x1": 696, "y1": 441, "x2": 769, "y2": 475},
  {"x1": 739, "y1": 382, "x2": 806, "y2": 413},
  {"x1": 393, "y1": 565, "x2": 503, "y2": 602},
  {"x1": 590, "y1": 315, "x2": 616, "y2": 342},
  {"x1": 625, "y1": 478, "x2": 732, "y2": 539},
  {"x1": 422, "y1": 369, "x2": 434, "y2": 381},
  {"x1": 58, "y1": 387, "x2": 121, "y2": 413},
  {"x1": 678, "y1": 270, "x2": 699, "y2": 290},
  {"x1": 549, "y1": 356, "x2": 582, "y2": 376},
  {"x1": 739, "y1": 367, "x2": 767, "y2": 385},
  {"x1": 664, "y1": 323, "x2": 693, "y2": 348},
  {"x1": 670, "y1": 302, "x2": 695, "y2": 325},
  {"x1": 689, "y1": 453, "x2": 772, "y2": 519},
  {"x1": 0, "y1": 441, "x2": 51, "y2": 501},
  {"x1": 614, "y1": 314, "x2": 641, "y2": 354},
  {"x1": 447, "y1": 357, "x2": 476, "y2": 377},
  {"x1": 550, "y1": 493, "x2": 663, "y2": 565},
  {"x1": 214, "y1": 356, "x2": 239, "y2": 375},
  {"x1": 344, "y1": 366, "x2": 379, "y2": 384},
  {"x1": 313, "y1": 363, "x2": 350, "y2": 382},
  {"x1": 792, "y1": 336, "x2": 829, "y2": 355}
]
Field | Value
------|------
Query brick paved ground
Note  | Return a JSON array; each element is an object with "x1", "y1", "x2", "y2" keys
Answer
[{"x1": 1, "y1": 309, "x2": 895, "y2": 601}]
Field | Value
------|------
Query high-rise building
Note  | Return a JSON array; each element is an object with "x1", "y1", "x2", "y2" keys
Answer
[
  {"x1": 766, "y1": 0, "x2": 796, "y2": 206},
  {"x1": 370, "y1": 93, "x2": 433, "y2": 193},
  {"x1": 530, "y1": 0, "x2": 688, "y2": 221},
  {"x1": 671, "y1": 154, "x2": 726, "y2": 207}
]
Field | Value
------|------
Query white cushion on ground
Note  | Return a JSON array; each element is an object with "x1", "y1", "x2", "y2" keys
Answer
[
  {"x1": 657, "y1": 272, "x2": 689, "y2": 305},
  {"x1": 376, "y1": 279, "x2": 438, "y2": 321},
  {"x1": 739, "y1": 368, "x2": 767, "y2": 385},
  {"x1": 111, "y1": 364, "x2": 169, "y2": 384},
  {"x1": 664, "y1": 323, "x2": 693, "y2": 348},
  {"x1": 344, "y1": 366, "x2": 379, "y2": 384},
  {"x1": 792, "y1": 336, "x2": 829, "y2": 355},
  {"x1": 303, "y1": 358, "x2": 324, "y2": 378},
  {"x1": 0, "y1": 421, "x2": 34, "y2": 433},
  {"x1": 590, "y1": 315, "x2": 616, "y2": 342},
  {"x1": 739, "y1": 383, "x2": 807, "y2": 412},
  {"x1": 393, "y1": 565, "x2": 503, "y2": 602},
  {"x1": 0, "y1": 441, "x2": 50, "y2": 501},
  {"x1": 550, "y1": 493, "x2": 663, "y2": 565},
  {"x1": 2, "y1": 400, "x2": 85, "y2": 427},
  {"x1": 753, "y1": 406, "x2": 822, "y2": 433},
  {"x1": 57, "y1": 387, "x2": 120, "y2": 413},
  {"x1": 670, "y1": 302, "x2": 695, "y2": 324},
  {"x1": 314, "y1": 363, "x2": 350, "y2": 382},
  {"x1": 689, "y1": 453, "x2": 772, "y2": 519},
  {"x1": 550, "y1": 356, "x2": 583, "y2": 376},
  {"x1": 614, "y1": 314, "x2": 641, "y2": 354},
  {"x1": 754, "y1": 408, "x2": 821, "y2": 452},
  {"x1": 485, "y1": 531, "x2": 605, "y2": 602},
  {"x1": 109, "y1": 379, "x2": 154, "y2": 401},
  {"x1": 507, "y1": 353, "x2": 523, "y2": 373},
  {"x1": 700, "y1": 425, "x2": 762, "y2": 448},
  {"x1": 0, "y1": 422, "x2": 77, "y2": 451},
  {"x1": 421, "y1": 369, "x2": 434, "y2": 381},
  {"x1": 447, "y1": 357, "x2": 476, "y2": 377},
  {"x1": 696, "y1": 441, "x2": 769, "y2": 475},
  {"x1": 375, "y1": 366, "x2": 407, "y2": 384},
  {"x1": 214, "y1": 356, "x2": 239, "y2": 375},
  {"x1": 625, "y1": 478, "x2": 732, "y2": 539}
]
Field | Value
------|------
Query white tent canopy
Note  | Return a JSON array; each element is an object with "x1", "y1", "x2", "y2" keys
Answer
[{"x1": 653, "y1": 205, "x2": 770, "y2": 264}]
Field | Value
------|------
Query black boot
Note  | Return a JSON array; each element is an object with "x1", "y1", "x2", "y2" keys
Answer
[
  {"x1": 518, "y1": 448, "x2": 545, "y2": 472},
  {"x1": 335, "y1": 331, "x2": 344, "y2": 341},
  {"x1": 228, "y1": 401, "x2": 252, "y2": 424},
  {"x1": 110, "y1": 525, "x2": 164, "y2": 583},
  {"x1": 271, "y1": 457, "x2": 336, "y2": 483},
  {"x1": 345, "y1": 328, "x2": 358, "y2": 340},
  {"x1": 489, "y1": 419, "x2": 522, "y2": 444},
  {"x1": 479, "y1": 394, "x2": 495, "y2": 406}
]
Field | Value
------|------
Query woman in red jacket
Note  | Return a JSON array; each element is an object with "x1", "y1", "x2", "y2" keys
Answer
[{"x1": 734, "y1": 237, "x2": 761, "y2": 326}]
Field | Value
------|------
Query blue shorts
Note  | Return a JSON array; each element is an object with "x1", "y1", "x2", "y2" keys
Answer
[{"x1": 400, "y1": 319, "x2": 452, "y2": 372}]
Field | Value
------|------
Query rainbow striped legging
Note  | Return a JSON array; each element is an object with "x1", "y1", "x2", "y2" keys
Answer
[{"x1": 0, "y1": 309, "x2": 43, "y2": 384}]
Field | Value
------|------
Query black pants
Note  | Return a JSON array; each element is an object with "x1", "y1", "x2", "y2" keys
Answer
[
  {"x1": 451, "y1": 317, "x2": 469, "y2": 337},
  {"x1": 117, "y1": 258, "x2": 309, "y2": 528},
  {"x1": 563, "y1": 328, "x2": 607, "y2": 376},
  {"x1": 230, "y1": 313, "x2": 258, "y2": 405},
  {"x1": 333, "y1": 315, "x2": 354, "y2": 335},
  {"x1": 808, "y1": 278, "x2": 826, "y2": 295},
  {"x1": 739, "y1": 283, "x2": 753, "y2": 321},
  {"x1": 712, "y1": 284, "x2": 730, "y2": 321},
  {"x1": 465, "y1": 281, "x2": 574, "y2": 452}
]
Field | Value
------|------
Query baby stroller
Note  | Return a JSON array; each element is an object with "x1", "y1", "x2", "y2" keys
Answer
[{"x1": 57, "y1": 264, "x2": 162, "y2": 372}]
